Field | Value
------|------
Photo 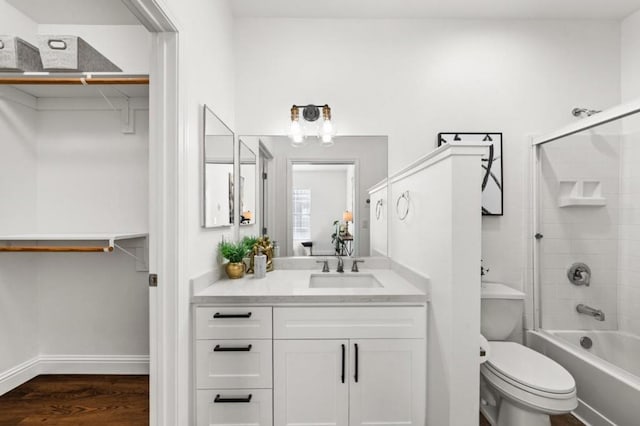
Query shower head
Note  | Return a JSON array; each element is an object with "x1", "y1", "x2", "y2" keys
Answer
[{"x1": 572, "y1": 107, "x2": 601, "y2": 118}]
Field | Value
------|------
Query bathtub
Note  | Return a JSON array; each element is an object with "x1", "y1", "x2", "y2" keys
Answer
[{"x1": 528, "y1": 330, "x2": 640, "y2": 426}]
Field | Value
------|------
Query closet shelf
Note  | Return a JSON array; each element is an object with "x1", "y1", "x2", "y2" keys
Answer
[{"x1": 0, "y1": 233, "x2": 148, "y2": 253}]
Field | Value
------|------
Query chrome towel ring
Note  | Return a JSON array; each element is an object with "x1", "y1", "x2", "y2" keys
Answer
[
  {"x1": 396, "y1": 191, "x2": 410, "y2": 220},
  {"x1": 375, "y1": 199, "x2": 384, "y2": 220}
]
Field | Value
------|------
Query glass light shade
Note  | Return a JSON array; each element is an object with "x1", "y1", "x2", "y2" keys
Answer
[
  {"x1": 289, "y1": 120, "x2": 304, "y2": 145},
  {"x1": 320, "y1": 118, "x2": 336, "y2": 146}
]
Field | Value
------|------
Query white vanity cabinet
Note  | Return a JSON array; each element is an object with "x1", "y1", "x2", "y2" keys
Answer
[
  {"x1": 273, "y1": 306, "x2": 426, "y2": 426},
  {"x1": 195, "y1": 306, "x2": 274, "y2": 426},
  {"x1": 194, "y1": 304, "x2": 427, "y2": 426}
]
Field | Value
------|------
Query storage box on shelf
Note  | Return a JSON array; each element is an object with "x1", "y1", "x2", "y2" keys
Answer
[{"x1": 0, "y1": 36, "x2": 43, "y2": 72}]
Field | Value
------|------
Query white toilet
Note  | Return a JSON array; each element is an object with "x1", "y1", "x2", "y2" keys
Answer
[{"x1": 480, "y1": 282, "x2": 578, "y2": 426}]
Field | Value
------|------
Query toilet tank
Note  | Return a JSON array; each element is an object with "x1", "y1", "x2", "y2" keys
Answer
[{"x1": 481, "y1": 282, "x2": 526, "y2": 340}]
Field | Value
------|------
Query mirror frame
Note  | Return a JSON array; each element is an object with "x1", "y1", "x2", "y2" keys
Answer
[
  {"x1": 239, "y1": 139, "x2": 257, "y2": 227},
  {"x1": 201, "y1": 104, "x2": 235, "y2": 229}
]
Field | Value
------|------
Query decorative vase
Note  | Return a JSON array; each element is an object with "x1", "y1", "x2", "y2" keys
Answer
[
  {"x1": 225, "y1": 262, "x2": 245, "y2": 279},
  {"x1": 246, "y1": 236, "x2": 274, "y2": 274}
]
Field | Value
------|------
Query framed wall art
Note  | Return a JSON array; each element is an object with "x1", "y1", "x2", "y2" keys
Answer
[{"x1": 438, "y1": 132, "x2": 503, "y2": 216}]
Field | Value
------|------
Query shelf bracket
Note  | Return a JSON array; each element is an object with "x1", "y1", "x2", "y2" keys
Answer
[
  {"x1": 120, "y1": 98, "x2": 136, "y2": 134},
  {"x1": 114, "y1": 241, "x2": 148, "y2": 272}
]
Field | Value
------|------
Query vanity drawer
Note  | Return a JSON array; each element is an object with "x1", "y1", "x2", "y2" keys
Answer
[
  {"x1": 196, "y1": 307, "x2": 272, "y2": 340},
  {"x1": 273, "y1": 306, "x2": 426, "y2": 339},
  {"x1": 196, "y1": 340, "x2": 272, "y2": 389},
  {"x1": 197, "y1": 389, "x2": 272, "y2": 426}
]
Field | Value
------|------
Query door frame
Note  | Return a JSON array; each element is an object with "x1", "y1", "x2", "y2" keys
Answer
[{"x1": 121, "y1": 1, "x2": 181, "y2": 425}]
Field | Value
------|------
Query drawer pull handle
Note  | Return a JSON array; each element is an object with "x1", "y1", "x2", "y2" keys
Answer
[
  {"x1": 341, "y1": 344, "x2": 345, "y2": 383},
  {"x1": 354, "y1": 343, "x2": 359, "y2": 383},
  {"x1": 213, "y1": 344, "x2": 253, "y2": 352},
  {"x1": 213, "y1": 312, "x2": 252, "y2": 319},
  {"x1": 214, "y1": 394, "x2": 252, "y2": 403}
]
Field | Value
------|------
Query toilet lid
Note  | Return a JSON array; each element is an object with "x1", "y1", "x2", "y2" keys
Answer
[{"x1": 486, "y1": 342, "x2": 575, "y2": 394}]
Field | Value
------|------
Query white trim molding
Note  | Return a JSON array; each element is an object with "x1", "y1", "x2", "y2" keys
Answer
[{"x1": 0, "y1": 355, "x2": 150, "y2": 396}]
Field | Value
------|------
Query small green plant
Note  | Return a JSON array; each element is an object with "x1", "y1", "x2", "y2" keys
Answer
[
  {"x1": 218, "y1": 240, "x2": 250, "y2": 263},
  {"x1": 241, "y1": 235, "x2": 259, "y2": 252}
]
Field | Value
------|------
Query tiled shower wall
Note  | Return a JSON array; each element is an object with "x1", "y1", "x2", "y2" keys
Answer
[
  {"x1": 539, "y1": 134, "x2": 620, "y2": 330},
  {"x1": 619, "y1": 120, "x2": 640, "y2": 336}
]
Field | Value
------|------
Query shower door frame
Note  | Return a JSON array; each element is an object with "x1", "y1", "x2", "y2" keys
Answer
[{"x1": 530, "y1": 98, "x2": 640, "y2": 330}]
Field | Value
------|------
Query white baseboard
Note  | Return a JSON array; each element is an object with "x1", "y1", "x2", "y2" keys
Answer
[
  {"x1": 0, "y1": 356, "x2": 40, "y2": 396},
  {"x1": 0, "y1": 354, "x2": 149, "y2": 396}
]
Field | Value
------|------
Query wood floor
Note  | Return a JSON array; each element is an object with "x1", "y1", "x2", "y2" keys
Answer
[
  {"x1": 480, "y1": 412, "x2": 585, "y2": 426},
  {"x1": 1, "y1": 375, "x2": 585, "y2": 426},
  {"x1": 0, "y1": 375, "x2": 149, "y2": 426}
]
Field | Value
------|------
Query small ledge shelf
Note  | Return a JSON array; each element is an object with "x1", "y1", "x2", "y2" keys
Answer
[
  {"x1": 557, "y1": 179, "x2": 606, "y2": 208},
  {"x1": 558, "y1": 197, "x2": 607, "y2": 208},
  {"x1": 0, "y1": 233, "x2": 148, "y2": 270}
]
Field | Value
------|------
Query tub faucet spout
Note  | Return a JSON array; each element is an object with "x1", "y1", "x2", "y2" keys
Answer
[{"x1": 576, "y1": 304, "x2": 605, "y2": 321}]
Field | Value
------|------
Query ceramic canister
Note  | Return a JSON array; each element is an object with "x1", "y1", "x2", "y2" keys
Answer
[{"x1": 254, "y1": 254, "x2": 267, "y2": 279}]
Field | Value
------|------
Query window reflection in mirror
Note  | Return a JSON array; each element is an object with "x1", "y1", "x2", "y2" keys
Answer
[
  {"x1": 202, "y1": 105, "x2": 235, "y2": 228},
  {"x1": 237, "y1": 135, "x2": 388, "y2": 257}
]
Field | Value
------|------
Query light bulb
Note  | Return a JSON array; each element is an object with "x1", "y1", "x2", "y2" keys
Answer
[
  {"x1": 322, "y1": 119, "x2": 333, "y2": 135},
  {"x1": 321, "y1": 133, "x2": 334, "y2": 146},
  {"x1": 289, "y1": 120, "x2": 304, "y2": 145}
]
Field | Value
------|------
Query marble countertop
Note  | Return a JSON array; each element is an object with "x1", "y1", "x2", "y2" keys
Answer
[{"x1": 192, "y1": 268, "x2": 428, "y2": 304}]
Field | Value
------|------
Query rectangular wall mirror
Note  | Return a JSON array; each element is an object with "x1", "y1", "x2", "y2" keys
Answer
[
  {"x1": 238, "y1": 135, "x2": 388, "y2": 257},
  {"x1": 202, "y1": 105, "x2": 235, "y2": 228}
]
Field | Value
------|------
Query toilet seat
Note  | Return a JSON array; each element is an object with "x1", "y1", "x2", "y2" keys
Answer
[
  {"x1": 484, "y1": 342, "x2": 575, "y2": 396},
  {"x1": 481, "y1": 342, "x2": 578, "y2": 414}
]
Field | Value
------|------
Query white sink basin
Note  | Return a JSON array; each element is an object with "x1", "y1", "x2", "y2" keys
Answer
[{"x1": 309, "y1": 273, "x2": 383, "y2": 289}]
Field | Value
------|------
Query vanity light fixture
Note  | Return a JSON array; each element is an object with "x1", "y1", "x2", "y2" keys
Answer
[{"x1": 289, "y1": 104, "x2": 336, "y2": 146}]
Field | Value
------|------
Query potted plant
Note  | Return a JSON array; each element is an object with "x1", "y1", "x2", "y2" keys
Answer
[
  {"x1": 218, "y1": 240, "x2": 250, "y2": 279},
  {"x1": 331, "y1": 220, "x2": 346, "y2": 255}
]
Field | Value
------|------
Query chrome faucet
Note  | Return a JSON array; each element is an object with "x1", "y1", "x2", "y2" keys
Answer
[
  {"x1": 351, "y1": 259, "x2": 364, "y2": 272},
  {"x1": 316, "y1": 259, "x2": 330, "y2": 273},
  {"x1": 335, "y1": 256, "x2": 344, "y2": 273},
  {"x1": 576, "y1": 304, "x2": 605, "y2": 321}
]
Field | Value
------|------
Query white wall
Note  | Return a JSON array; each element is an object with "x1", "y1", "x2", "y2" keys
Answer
[
  {"x1": 622, "y1": 9, "x2": 640, "y2": 103},
  {"x1": 34, "y1": 108, "x2": 150, "y2": 356},
  {"x1": 234, "y1": 18, "x2": 621, "y2": 289},
  {"x1": 162, "y1": 0, "x2": 236, "y2": 281},
  {"x1": 157, "y1": 1, "x2": 236, "y2": 424},
  {"x1": 0, "y1": 74, "x2": 39, "y2": 377}
]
